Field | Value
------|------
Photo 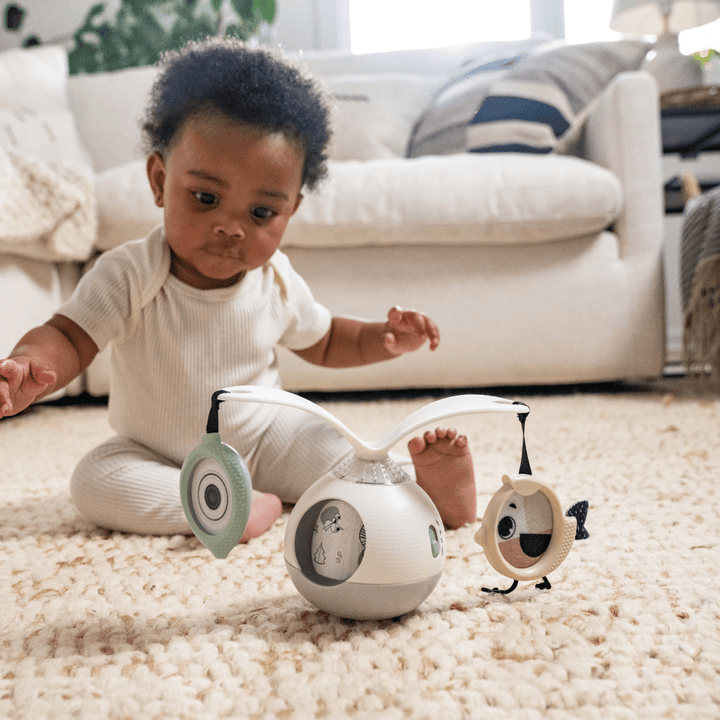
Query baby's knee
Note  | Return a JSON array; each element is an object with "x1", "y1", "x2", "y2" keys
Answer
[{"x1": 70, "y1": 437, "x2": 189, "y2": 535}]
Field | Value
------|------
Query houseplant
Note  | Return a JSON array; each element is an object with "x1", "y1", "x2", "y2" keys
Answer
[{"x1": 3, "y1": 0, "x2": 276, "y2": 74}]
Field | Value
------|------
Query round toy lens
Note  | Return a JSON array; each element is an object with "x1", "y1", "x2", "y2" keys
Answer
[
  {"x1": 188, "y1": 458, "x2": 233, "y2": 534},
  {"x1": 205, "y1": 484, "x2": 222, "y2": 511}
]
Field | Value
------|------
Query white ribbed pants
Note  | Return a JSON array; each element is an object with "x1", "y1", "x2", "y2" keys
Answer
[{"x1": 70, "y1": 407, "x2": 353, "y2": 535}]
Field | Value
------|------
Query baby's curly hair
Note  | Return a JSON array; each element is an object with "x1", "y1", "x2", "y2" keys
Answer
[{"x1": 141, "y1": 37, "x2": 332, "y2": 191}]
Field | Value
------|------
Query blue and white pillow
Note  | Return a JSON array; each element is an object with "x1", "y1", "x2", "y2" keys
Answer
[
  {"x1": 408, "y1": 40, "x2": 651, "y2": 158},
  {"x1": 467, "y1": 40, "x2": 651, "y2": 154},
  {"x1": 406, "y1": 53, "x2": 526, "y2": 158}
]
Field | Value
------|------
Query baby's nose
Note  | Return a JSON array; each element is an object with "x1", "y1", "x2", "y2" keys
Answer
[{"x1": 214, "y1": 217, "x2": 246, "y2": 239}]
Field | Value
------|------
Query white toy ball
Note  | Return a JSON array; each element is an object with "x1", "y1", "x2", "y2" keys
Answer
[{"x1": 285, "y1": 456, "x2": 445, "y2": 620}]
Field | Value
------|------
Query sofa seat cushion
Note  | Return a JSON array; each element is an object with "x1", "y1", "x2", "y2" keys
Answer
[
  {"x1": 282, "y1": 153, "x2": 622, "y2": 249},
  {"x1": 94, "y1": 151, "x2": 621, "y2": 252}
]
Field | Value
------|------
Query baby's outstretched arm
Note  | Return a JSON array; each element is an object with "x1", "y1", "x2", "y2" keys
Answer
[
  {"x1": 0, "y1": 316, "x2": 98, "y2": 418},
  {"x1": 294, "y1": 307, "x2": 439, "y2": 368}
]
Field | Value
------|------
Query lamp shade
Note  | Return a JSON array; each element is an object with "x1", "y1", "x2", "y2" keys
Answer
[{"x1": 610, "y1": 0, "x2": 720, "y2": 34}]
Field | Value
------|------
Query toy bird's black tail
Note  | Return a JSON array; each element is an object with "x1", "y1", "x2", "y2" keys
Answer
[{"x1": 566, "y1": 501, "x2": 589, "y2": 540}]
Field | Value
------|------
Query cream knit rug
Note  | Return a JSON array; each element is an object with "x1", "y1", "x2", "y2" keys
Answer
[{"x1": 1, "y1": 382, "x2": 718, "y2": 720}]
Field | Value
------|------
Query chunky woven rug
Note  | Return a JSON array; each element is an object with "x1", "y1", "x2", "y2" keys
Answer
[{"x1": 1, "y1": 381, "x2": 718, "y2": 720}]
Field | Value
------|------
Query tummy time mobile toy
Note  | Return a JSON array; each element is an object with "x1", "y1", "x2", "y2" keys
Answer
[{"x1": 180, "y1": 387, "x2": 588, "y2": 620}]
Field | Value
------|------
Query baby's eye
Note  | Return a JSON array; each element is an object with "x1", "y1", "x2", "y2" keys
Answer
[
  {"x1": 252, "y1": 206, "x2": 276, "y2": 221},
  {"x1": 193, "y1": 191, "x2": 218, "y2": 206}
]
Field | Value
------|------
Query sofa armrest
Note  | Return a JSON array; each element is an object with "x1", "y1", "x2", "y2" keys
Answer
[{"x1": 582, "y1": 71, "x2": 664, "y2": 261}]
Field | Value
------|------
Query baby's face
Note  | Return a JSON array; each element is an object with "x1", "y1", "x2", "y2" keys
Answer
[{"x1": 147, "y1": 113, "x2": 305, "y2": 289}]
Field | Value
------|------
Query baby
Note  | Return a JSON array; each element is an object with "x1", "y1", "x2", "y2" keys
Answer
[{"x1": 0, "y1": 38, "x2": 476, "y2": 541}]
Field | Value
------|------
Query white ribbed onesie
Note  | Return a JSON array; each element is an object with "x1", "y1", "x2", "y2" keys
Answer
[{"x1": 59, "y1": 227, "x2": 353, "y2": 534}]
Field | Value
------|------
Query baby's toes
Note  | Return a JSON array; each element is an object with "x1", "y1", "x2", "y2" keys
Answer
[{"x1": 408, "y1": 435, "x2": 427, "y2": 456}]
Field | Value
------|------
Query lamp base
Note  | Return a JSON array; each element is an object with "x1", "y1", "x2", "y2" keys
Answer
[{"x1": 642, "y1": 33, "x2": 702, "y2": 93}]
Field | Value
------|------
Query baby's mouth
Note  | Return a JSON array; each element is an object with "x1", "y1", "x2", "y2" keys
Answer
[{"x1": 205, "y1": 245, "x2": 242, "y2": 260}]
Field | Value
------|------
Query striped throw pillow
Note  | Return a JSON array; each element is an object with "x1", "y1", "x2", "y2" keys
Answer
[{"x1": 467, "y1": 40, "x2": 651, "y2": 154}]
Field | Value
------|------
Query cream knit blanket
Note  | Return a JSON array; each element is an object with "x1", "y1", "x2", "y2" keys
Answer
[{"x1": 0, "y1": 148, "x2": 97, "y2": 262}]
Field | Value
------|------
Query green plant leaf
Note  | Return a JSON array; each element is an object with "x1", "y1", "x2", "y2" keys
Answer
[
  {"x1": 87, "y1": 2, "x2": 107, "y2": 23},
  {"x1": 168, "y1": 12, "x2": 217, "y2": 52},
  {"x1": 67, "y1": 0, "x2": 270, "y2": 75},
  {"x1": 68, "y1": 43, "x2": 101, "y2": 74},
  {"x1": 230, "y1": 0, "x2": 253, "y2": 21},
  {"x1": 692, "y1": 49, "x2": 718, "y2": 68},
  {"x1": 253, "y1": 0, "x2": 275, "y2": 23},
  {"x1": 123, "y1": 0, "x2": 148, "y2": 14}
]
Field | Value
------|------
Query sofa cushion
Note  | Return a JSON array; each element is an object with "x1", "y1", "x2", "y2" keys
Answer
[
  {"x1": 67, "y1": 64, "x2": 158, "y2": 173},
  {"x1": 94, "y1": 152, "x2": 622, "y2": 253},
  {"x1": 0, "y1": 107, "x2": 94, "y2": 173},
  {"x1": 408, "y1": 40, "x2": 651, "y2": 158},
  {"x1": 282, "y1": 153, "x2": 622, "y2": 249},
  {"x1": 94, "y1": 159, "x2": 163, "y2": 251},
  {"x1": 0, "y1": 44, "x2": 70, "y2": 112},
  {"x1": 0, "y1": 45, "x2": 93, "y2": 173},
  {"x1": 326, "y1": 74, "x2": 440, "y2": 160}
]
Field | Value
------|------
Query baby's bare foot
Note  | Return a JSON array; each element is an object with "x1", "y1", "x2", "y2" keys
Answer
[
  {"x1": 240, "y1": 490, "x2": 282, "y2": 542},
  {"x1": 408, "y1": 428, "x2": 476, "y2": 528}
]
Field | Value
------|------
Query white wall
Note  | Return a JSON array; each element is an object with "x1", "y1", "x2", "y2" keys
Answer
[
  {"x1": 0, "y1": 0, "x2": 346, "y2": 53},
  {"x1": 531, "y1": 0, "x2": 565, "y2": 39},
  {"x1": 2, "y1": 0, "x2": 562, "y2": 54},
  {"x1": 270, "y1": 0, "x2": 350, "y2": 52},
  {"x1": 267, "y1": 0, "x2": 565, "y2": 51}
]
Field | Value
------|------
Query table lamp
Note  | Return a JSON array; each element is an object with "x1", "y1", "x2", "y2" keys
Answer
[{"x1": 610, "y1": 0, "x2": 720, "y2": 92}]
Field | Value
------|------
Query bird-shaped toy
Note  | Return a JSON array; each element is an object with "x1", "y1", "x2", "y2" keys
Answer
[{"x1": 474, "y1": 474, "x2": 589, "y2": 594}]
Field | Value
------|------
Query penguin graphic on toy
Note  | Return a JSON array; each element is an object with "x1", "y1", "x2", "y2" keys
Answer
[{"x1": 310, "y1": 499, "x2": 366, "y2": 582}]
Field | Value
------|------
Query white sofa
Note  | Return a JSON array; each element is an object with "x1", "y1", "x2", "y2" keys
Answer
[{"x1": 0, "y1": 38, "x2": 665, "y2": 396}]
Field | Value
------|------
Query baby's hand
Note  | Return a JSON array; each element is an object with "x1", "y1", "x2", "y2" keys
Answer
[
  {"x1": 0, "y1": 358, "x2": 56, "y2": 418},
  {"x1": 383, "y1": 307, "x2": 440, "y2": 356}
]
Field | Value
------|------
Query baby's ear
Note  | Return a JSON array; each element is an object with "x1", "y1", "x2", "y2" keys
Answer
[{"x1": 146, "y1": 152, "x2": 166, "y2": 208}]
